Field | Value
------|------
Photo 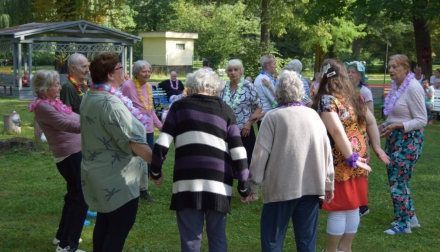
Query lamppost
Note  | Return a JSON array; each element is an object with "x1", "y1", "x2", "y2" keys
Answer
[{"x1": 383, "y1": 39, "x2": 390, "y2": 89}]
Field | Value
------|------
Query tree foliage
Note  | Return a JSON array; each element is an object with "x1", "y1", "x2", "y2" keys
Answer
[{"x1": 32, "y1": 0, "x2": 136, "y2": 31}]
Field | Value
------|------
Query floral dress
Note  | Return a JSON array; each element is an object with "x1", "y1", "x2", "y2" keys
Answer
[{"x1": 317, "y1": 94, "x2": 369, "y2": 211}]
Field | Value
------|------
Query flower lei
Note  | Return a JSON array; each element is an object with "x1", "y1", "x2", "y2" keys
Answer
[
  {"x1": 260, "y1": 69, "x2": 276, "y2": 86},
  {"x1": 170, "y1": 78, "x2": 179, "y2": 90},
  {"x1": 68, "y1": 74, "x2": 89, "y2": 97},
  {"x1": 276, "y1": 101, "x2": 306, "y2": 108},
  {"x1": 223, "y1": 77, "x2": 245, "y2": 109},
  {"x1": 28, "y1": 97, "x2": 72, "y2": 114},
  {"x1": 383, "y1": 72, "x2": 414, "y2": 116},
  {"x1": 134, "y1": 78, "x2": 153, "y2": 110},
  {"x1": 90, "y1": 83, "x2": 148, "y2": 130}
]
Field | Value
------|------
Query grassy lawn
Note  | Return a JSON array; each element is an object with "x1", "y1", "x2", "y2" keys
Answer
[{"x1": 1, "y1": 97, "x2": 440, "y2": 251}]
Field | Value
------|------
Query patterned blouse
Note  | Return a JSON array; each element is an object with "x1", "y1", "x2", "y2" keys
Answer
[
  {"x1": 220, "y1": 80, "x2": 262, "y2": 130},
  {"x1": 317, "y1": 94, "x2": 368, "y2": 182}
]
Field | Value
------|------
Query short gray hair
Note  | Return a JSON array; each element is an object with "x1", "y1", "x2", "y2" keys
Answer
[
  {"x1": 32, "y1": 70, "x2": 60, "y2": 98},
  {"x1": 67, "y1": 53, "x2": 87, "y2": 71},
  {"x1": 225, "y1": 59, "x2": 244, "y2": 76},
  {"x1": 284, "y1": 59, "x2": 302, "y2": 74},
  {"x1": 133, "y1": 60, "x2": 152, "y2": 77},
  {"x1": 259, "y1": 55, "x2": 274, "y2": 68},
  {"x1": 275, "y1": 70, "x2": 305, "y2": 103},
  {"x1": 185, "y1": 69, "x2": 225, "y2": 96}
]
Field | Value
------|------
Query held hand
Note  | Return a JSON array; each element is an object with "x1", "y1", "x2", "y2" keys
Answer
[
  {"x1": 154, "y1": 174, "x2": 163, "y2": 188},
  {"x1": 380, "y1": 124, "x2": 395, "y2": 138},
  {"x1": 241, "y1": 123, "x2": 251, "y2": 137},
  {"x1": 356, "y1": 157, "x2": 372, "y2": 172},
  {"x1": 262, "y1": 78, "x2": 272, "y2": 88},
  {"x1": 373, "y1": 147, "x2": 390, "y2": 165},
  {"x1": 240, "y1": 193, "x2": 258, "y2": 204},
  {"x1": 377, "y1": 124, "x2": 385, "y2": 133},
  {"x1": 324, "y1": 190, "x2": 334, "y2": 203}
]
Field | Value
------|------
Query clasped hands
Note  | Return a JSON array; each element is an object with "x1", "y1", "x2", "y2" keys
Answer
[{"x1": 241, "y1": 192, "x2": 259, "y2": 204}]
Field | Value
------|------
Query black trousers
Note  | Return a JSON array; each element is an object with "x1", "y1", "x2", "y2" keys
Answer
[
  {"x1": 55, "y1": 151, "x2": 88, "y2": 249},
  {"x1": 93, "y1": 197, "x2": 139, "y2": 252},
  {"x1": 241, "y1": 126, "x2": 256, "y2": 167}
]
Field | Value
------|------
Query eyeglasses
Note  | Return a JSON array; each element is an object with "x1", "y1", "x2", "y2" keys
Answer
[{"x1": 114, "y1": 65, "x2": 123, "y2": 71}]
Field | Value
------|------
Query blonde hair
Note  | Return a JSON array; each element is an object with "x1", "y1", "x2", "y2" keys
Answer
[
  {"x1": 389, "y1": 54, "x2": 410, "y2": 75},
  {"x1": 32, "y1": 70, "x2": 60, "y2": 98},
  {"x1": 225, "y1": 59, "x2": 244, "y2": 76}
]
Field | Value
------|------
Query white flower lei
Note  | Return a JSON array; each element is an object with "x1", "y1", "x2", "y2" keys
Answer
[{"x1": 223, "y1": 77, "x2": 245, "y2": 109}]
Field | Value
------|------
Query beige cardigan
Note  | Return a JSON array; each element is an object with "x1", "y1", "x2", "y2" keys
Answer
[{"x1": 249, "y1": 106, "x2": 334, "y2": 204}]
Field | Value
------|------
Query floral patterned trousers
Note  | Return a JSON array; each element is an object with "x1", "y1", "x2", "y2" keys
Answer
[{"x1": 385, "y1": 128, "x2": 424, "y2": 229}]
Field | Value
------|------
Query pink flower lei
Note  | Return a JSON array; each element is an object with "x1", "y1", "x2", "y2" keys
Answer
[
  {"x1": 170, "y1": 78, "x2": 179, "y2": 90},
  {"x1": 28, "y1": 97, "x2": 72, "y2": 114},
  {"x1": 90, "y1": 83, "x2": 148, "y2": 130},
  {"x1": 383, "y1": 72, "x2": 415, "y2": 116}
]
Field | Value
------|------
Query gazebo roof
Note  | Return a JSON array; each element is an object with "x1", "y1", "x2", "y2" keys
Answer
[{"x1": 0, "y1": 20, "x2": 140, "y2": 44}]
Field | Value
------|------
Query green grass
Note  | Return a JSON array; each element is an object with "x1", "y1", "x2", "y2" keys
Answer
[{"x1": 1, "y1": 97, "x2": 440, "y2": 251}]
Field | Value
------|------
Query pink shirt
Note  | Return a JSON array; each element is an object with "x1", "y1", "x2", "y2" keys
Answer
[{"x1": 121, "y1": 80, "x2": 162, "y2": 134}]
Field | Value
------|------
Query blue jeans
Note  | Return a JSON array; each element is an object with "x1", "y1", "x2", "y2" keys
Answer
[
  {"x1": 261, "y1": 195, "x2": 320, "y2": 252},
  {"x1": 176, "y1": 208, "x2": 227, "y2": 252}
]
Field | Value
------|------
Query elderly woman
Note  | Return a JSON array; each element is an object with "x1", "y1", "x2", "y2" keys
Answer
[
  {"x1": 379, "y1": 54, "x2": 426, "y2": 235},
  {"x1": 121, "y1": 60, "x2": 162, "y2": 202},
  {"x1": 151, "y1": 69, "x2": 251, "y2": 252},
  {"x1": 80, "y1": 52, "x2": 153, "y2": 251},
  {"x1": 28, "y1": 70, "x2": 87, "y2": 252},
  {"x1": 219, "y1": 59, "x2": 262, "y2": 165},
  {"x1": 243, "y1": 70, "x2": 335, "y2": 252},
  {"x1": 345, "y1": 61, "x2": 374, "y2": 113},
  {"x1": 313, "y1": 59, "x2": 389, "y2": 252}
]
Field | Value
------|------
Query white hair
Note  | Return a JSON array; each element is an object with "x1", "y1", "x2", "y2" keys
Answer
[
  {"x1": 185, "y1": 69, "x2": 224, "y2": 96},
  {"x1": 225, "y1": 59, "x2": 244, "y2": 76},
  {"x1": 32, "y1": 70, "x2": 60, "y2": 98},
  {"x1": 259, "y1": 55, "x2": 274, "y2": 69},
  {"x1": 133, "y1": 60, "x2": 152, "y2": 77},
  {"x1": 283, "y1": 59, "x2": 302, "y2": 74},
  {"x1": 67, "y1": 53, "x2": 87, "y2": 71},
  {"x1": 275, "y1": 70, "x2": 305, "y2": 103}
]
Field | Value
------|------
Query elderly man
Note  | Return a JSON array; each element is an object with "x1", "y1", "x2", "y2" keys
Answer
[
  {"x1": 60, "y1": 53, "x2": 90, "y2": 114},
  {"x1": 158, "y1": 70, "x2": 185, "y2": 100},
  {"x1": 283, "y1": 59, "x2": 312, "y2": 106},
  {"x1": 254, "y1": 55, "x2": 278, "y2": 127}
]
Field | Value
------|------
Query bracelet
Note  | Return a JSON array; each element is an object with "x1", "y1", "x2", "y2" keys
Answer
[{"x1": 345, "y1": 152, "x2": 359, "y2": 168}]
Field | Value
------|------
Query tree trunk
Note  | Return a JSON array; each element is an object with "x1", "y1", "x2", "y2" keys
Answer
[
  {"x1": 413, "y1": 1, "x2": 431, "y2": 77},
  {"x1": 314, "y1": 44, "x2": 325, "y2": 73},
  {"x1": 352, "y1": 38, "x2": 365, "y2": 58},
  {"x1": 260, "y1": 0, "x2": 270, "y2": 50}
]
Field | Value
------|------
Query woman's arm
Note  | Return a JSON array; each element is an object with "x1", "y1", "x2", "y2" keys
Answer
[
  {"x1": 130, "y1": 142, "x2": 152, "y2": 164},
  {"x1": 242, "y1": 106, "x2": 262, "y2": 137},
  {"x1": 262, "y1": 78, "x2": 275, "y2": 96},
  {"x1": 320, "y1": 111, "x2": 371, "y2": 171},
  {"x1": 365, "y1": 101, "x2": 374, "y2": 114},
  {"x1": 35, "y1": 104, "x2": 80, "y2": 133},
  {"x1": 365, "y1": 109, "x2": 390, "y2": 164}
]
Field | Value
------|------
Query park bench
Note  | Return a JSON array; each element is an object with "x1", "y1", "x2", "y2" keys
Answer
[{"x1": 0, "y1": 74, "x2": 15, "y2": 96}]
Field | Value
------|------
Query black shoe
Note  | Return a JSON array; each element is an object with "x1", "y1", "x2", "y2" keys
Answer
[
  {"x1": 359, "y1": 205, "x2": 370, "y2": 217},
  {"x1": 140, "y1": 192, "x2": 157, "y2": 202}
]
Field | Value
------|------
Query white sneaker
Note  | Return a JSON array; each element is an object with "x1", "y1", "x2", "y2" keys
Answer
[
  {"x1": 53, "y1": 238, "x2": 83, "y2": 245},
  {"x1": 55, "y1": 245, "x2": 86, "y2": 252},
  {"x1": 390, "y1": 220, "x2": 421, "y2": 228}
]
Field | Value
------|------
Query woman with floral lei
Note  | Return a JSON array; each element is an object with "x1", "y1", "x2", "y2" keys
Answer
[
  {"x1": 28, "y1": 70, "x2": 88, "y2": 252},
  {"x1": 80, "y1": 52, "x2": 154, "y2": 252},
  {"x1": 379, "y1": 54, "x2": 426, "y2": 235},
  {"x1": 121, "y1": 60, "x2": 163, "y2": 202},
  {"x1": 220, "y1": 59, "x2": 263, "y2": 166},
  {"x1": 312, "y1": 59, "x2": 389, "y2": 252}
]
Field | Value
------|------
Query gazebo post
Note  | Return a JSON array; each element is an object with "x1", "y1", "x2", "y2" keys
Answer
[
  {"x1": 28, "y1": 43, "x2": 33, "y2": 89},
  {"x1": 129, "y1": 45, "x2": 133, "y2": 78}
]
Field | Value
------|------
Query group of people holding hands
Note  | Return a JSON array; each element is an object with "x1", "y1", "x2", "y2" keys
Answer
[{"x1": 29, "y1": 51, "x2": 426, "y2": 252}]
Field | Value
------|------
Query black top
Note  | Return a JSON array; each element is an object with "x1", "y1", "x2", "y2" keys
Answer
[{"x1": 158, "y1": 79, "x2": 184, "y2": 100}]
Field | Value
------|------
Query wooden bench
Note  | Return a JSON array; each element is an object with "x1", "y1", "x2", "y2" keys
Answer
[{"x1": 0, "y1": 74, "x2": 15, "y2": 96}]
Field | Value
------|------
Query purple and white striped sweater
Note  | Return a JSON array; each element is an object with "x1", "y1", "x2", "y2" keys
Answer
[{"x1": 151, "y1": 94, "x2": 250, "y2": 213}]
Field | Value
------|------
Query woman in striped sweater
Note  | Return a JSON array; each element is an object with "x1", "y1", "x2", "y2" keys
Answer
[{"x1": 151, "y1": 69, "x2": 250, "y2": 252}]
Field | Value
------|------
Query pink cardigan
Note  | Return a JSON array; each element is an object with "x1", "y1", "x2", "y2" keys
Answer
[
  {"x1": 34, "y1": 102, "x2": 81, "y2": 158},
  {"x1": 121, "y1": 80, "x2": 163, "y2": 134}
]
